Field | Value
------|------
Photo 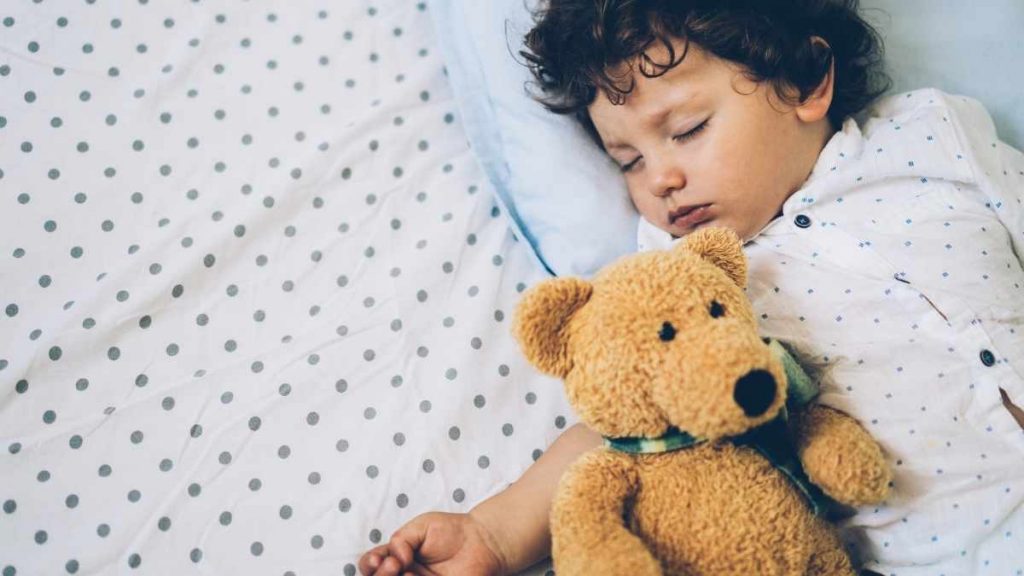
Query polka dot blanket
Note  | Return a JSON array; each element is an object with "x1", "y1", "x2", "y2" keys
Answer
[{"x1": 0, "y1": 2, "x2": 569, "y2": 574}]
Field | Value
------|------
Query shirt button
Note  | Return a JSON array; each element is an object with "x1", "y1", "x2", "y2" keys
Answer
[
  {"x1": 979, "y1": 349, "x2": 996, "y2": 367},
  {"x1": 794, "y1": 214, "x2": 812, "y2": 228}
]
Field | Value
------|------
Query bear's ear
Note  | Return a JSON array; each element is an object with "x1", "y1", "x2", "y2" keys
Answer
[
  {"x1": 512, "y1": 277, "x2": 593, "y2": 379},
  {"x1": 678, "y1": 227, "x2": 748, "y2": 288}
]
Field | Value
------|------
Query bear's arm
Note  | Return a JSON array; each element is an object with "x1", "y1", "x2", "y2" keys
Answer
[
  {"x1": 551, "y1": 448, "x2": 663, "y2": 576},
  {"x1": 791, "y1": 404, "x2": 892, "y2": 507}
]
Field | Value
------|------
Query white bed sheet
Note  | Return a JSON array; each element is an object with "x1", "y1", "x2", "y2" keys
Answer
[{"x1": 0, "y1": 2, "x2": 569, "y2": 574}]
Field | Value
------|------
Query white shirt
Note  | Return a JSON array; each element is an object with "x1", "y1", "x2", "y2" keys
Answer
[{"x1": 638, "y1": 89, "x2": 1024, "y2": 575}]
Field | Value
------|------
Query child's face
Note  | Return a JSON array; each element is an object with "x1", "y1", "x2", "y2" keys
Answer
[{"x1": 588, "y1": 38, "x2": 835, "y2": 241}]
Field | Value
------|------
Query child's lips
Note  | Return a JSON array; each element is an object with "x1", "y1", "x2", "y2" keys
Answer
[{"x1": 670, "y1": 204, "x2": 713, "y2": 228}]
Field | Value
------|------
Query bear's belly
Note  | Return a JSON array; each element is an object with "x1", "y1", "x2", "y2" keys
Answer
[{"x1": 627, "y1": 442, "x2": 844, "y2": 575}]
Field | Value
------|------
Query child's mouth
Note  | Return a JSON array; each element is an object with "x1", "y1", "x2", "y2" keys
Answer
[{"x1": 670, "y1": 204, "x2": 713, "y2": 228}]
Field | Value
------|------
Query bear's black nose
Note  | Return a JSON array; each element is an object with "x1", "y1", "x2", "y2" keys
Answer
[{"x1": 733, "y1": 370, "x2": 777, "y2": 417}]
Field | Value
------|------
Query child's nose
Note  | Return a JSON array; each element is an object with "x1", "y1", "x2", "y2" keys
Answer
[{"x1": 650, "y1": 157, "x2": 686, "y2": 197}]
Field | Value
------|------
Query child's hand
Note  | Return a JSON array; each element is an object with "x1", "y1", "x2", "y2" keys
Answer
[{"x1": 358, "y1": 511, "x2": 508, "y2": 576}]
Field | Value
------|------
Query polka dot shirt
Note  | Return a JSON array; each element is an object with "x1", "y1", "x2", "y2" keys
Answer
[{"x1": 639, "y1": 88, "x2": 1024, "y2": 575}]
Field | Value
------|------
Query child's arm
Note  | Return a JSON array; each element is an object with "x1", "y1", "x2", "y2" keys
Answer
[
  {"x1": 471, "y1": 422, "x2": 604, "y2": 572},
  {"x1": 359, "y1": 422, "x2": 603, "y2": 576}
]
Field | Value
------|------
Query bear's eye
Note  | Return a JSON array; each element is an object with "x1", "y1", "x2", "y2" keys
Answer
[
  {"x1": 709, "y1": 300, "x2": 725, "y2": 318},
  {"x1": 659, "y1": 321, "x2": 677, "y2": 342}
]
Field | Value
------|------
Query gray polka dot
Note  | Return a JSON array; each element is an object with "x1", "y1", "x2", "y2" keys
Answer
[{"x1": 448, "y1": 426, "x2": 460, "y2": 441}]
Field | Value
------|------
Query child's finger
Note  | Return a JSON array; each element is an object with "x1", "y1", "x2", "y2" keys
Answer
[
  {"x1": 357, "y1": 545, "x2": 390, "y2": 575},
  {"x1": 387, "y1": 535, "x2": 417, "y2": 567},
  {"x1": 406, "y1": 560, "x2": 438, "y2": 576},
  {"x1": 388, "y1": 518, "x2": 429, "y2": 562},
  {"x1": 377, "y1": 555, "x2": 405, "y2": 576}
]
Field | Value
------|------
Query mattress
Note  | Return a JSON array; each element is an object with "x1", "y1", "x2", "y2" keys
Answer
[{"x1": 0, "y1": 2, "x2": 569, "y2": 574}]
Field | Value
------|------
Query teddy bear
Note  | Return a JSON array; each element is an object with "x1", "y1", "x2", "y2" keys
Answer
[{"x1": 511, "y1": 227, "x2": 891, "y2": 575}]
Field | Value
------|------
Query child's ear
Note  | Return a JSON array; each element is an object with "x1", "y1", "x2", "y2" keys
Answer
[
  {"x1": 795, "y1": 36, "x2": 835, "y2": 124},
  {"x1": 512, "y1": 277, "x2": 593, "y2": 378},
  {"x1": 678, "y1": 227, "x2": 748, "y2": 288}
]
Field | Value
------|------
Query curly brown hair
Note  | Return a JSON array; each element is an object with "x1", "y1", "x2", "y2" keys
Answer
[{"x1": 521, "y1": 0, "x2": 890, "y2": 146}]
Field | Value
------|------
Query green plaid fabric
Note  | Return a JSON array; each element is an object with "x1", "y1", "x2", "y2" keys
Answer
[{"x1": 602, "y1": 339, "x2": 834, "y2": 517}]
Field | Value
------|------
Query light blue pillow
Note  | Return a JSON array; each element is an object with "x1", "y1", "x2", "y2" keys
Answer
[
  {"x1": 430, "y1": 1, "x2": 1024, "y2": 277},
  {"x1": 430, "y1": 1, "x2": 637, "y2": 277},
  {"x1": 860, "y1": 0, "x2": 1024, "y2": 148}
]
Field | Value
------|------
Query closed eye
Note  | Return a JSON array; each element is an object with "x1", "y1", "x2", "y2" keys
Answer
[
  {"x1": 619, "y1": 119, "x2": 710, "y2": 173},
  {"x1": 673, "y1": 118, "x2": 709, "y2": 143}
]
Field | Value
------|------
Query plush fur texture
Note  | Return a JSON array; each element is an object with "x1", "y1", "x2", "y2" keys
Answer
[{"x1": 512, "y1": 227, "x2": 891, "y2": 576}]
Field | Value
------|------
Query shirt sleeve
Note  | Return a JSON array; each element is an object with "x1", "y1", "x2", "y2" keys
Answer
[{"x1": 942, "y1": 92, "x2": 1024, "y2": 266}]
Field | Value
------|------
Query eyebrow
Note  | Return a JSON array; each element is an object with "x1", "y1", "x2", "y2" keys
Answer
[{"x1": 603, "y1": 107, "x2": 672, "y2": 151}]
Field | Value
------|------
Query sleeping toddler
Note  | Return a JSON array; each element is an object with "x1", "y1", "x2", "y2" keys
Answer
[{"x1": 361, "y1": 1, "x2": 1024, "y2": 574}]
